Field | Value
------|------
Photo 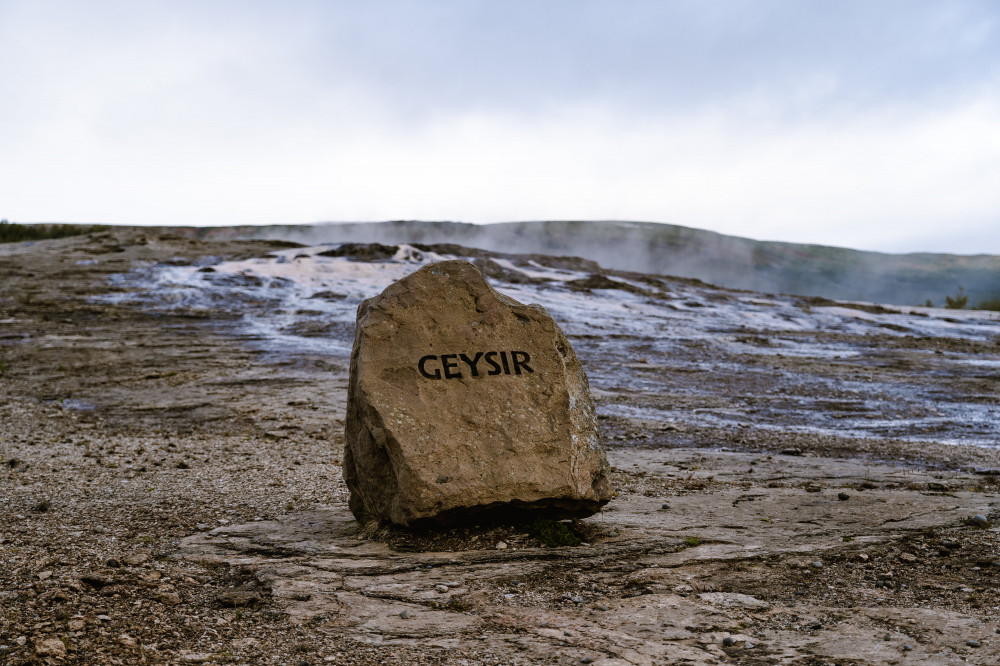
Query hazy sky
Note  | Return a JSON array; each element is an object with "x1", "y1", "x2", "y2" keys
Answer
[{"x1": 2, "y1": 1, "x2": 999, "y2": 253}]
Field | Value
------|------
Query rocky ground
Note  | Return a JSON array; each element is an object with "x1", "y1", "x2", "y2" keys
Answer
[{"x1": 2, "y1": 229, "x2": 1000, "y2": 665}]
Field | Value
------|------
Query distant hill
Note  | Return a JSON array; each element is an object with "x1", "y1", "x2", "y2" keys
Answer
[{"x1": 158, "y1": 220, "x2": 1000, "y2": 308}]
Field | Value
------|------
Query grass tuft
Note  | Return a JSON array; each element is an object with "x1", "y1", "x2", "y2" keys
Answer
[{"x1": 0, "y1": 219, "x2": 110, "y2": 243}]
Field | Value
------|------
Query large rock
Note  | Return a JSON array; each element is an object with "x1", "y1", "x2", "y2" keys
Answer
[{"x1": 343, "y1": 260, "x2": 613, "y2": 526}]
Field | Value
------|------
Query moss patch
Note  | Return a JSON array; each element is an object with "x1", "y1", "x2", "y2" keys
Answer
[{"x1": 527, "y1": 518, "x2": 582, "y2": 547}]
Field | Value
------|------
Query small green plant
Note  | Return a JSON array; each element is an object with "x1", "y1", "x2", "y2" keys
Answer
[
  {"x1": 976, "y1": 298, "x2": 1000, "y2": 312},
  {"x1": 684, "y1": 535, "x2": 702, "y2": 547},
  {"x1": 945, "y1": 287, "x2": 968, "y2": 310},
  {"x1": 445, "y1": 596, "x2": 473, "y2": 612},
  {"x1": 0, "y1": 359, "x2": 7, "y2": 375},
  {"x1": 527, "y1": 518, "x2": 582, "y2": 547}
]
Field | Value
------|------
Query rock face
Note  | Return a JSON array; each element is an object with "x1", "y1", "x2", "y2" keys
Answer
[{"x1": 343, "y1": 260, "x2": 612, "y2": 526}]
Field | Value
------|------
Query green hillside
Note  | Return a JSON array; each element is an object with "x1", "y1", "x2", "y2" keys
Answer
[
  {"x1": 33, "y1": 219, "x2": 999, "y2": 308},
  {"x1": 221, "y1": 220, "x2": 997, "y2": 308}
]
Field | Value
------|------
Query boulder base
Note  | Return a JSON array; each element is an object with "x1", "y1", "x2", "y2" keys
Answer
[{"x1": 343, "y1": 260, "x2": 612, "y2": 526}]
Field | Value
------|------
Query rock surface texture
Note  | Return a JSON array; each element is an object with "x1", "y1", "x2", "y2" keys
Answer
[{"x1": 343, "y1": 260, "x2": 612, "y2": 526}]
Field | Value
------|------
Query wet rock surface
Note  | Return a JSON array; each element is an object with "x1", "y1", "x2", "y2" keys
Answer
[
  {"x1": 2, "y1": 230, "x2": 1000, "y2": 664},
  {"x1": 344, "y1": 260, "x2": 611, "y2": 526}
]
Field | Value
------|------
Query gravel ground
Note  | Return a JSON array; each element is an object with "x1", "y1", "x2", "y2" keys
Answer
[{"x1": 3, "y1": 230, "x2": 1000, "y2": 665}]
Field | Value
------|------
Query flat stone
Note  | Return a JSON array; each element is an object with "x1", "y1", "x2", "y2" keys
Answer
[
  {"x1": 343, "y1": 260, "x2": 613, "y2": 526},
  {"x1": 123, "y1": 553, "x2": 149, "y2": 566},
  {"x1": 698, "y1": 592, "x2": 771, "y2": 610}
]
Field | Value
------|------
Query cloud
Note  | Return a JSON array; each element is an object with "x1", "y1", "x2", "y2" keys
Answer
[{"x1": 0, "y1": 1, "x2": 998, "y2": 253}]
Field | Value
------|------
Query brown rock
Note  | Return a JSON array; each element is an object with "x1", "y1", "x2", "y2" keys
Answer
[
  {"x1": 156, "y1": 591, "x2": 182, "y2": 606},
  {"x1": 343, "y1": 260, "x2": 612, "y2": 526},
  {"x1": 34, "y1": 636, "x2": 66, "y2": 657}
]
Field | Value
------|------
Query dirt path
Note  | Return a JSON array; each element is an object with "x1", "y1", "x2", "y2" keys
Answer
[{"x1": 3, "y1": 230, "x2": 1000, "y2": 665}]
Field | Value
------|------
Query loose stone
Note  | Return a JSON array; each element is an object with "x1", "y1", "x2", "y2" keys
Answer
[
  {"x1": 34, "y1": 637, "x2": 67, "y2": 658},
  {"x1": 810, "y1": 561, "x2": 823, "y2": 569},
  {"x1": 722, "y1": 637, "x2": 737, "y2": 647},
  {"x1": 837, "y1": 492, "x2": 850, "y2": 501},
  {"x1": 434, "y1": 584, "x2": 449, "y2": 593},
  {"x1": 967, "y1": 639, "x2": 981, "y2": 648},
  {"x1": 970, "y1": 514, "x2": 989, "y2": 528},
  {"x1": 399, "y1": 610, "x2": 411, "y2": 619},
  {"x1": 496, "y1": 541, "x2": 508, "y2": 550}
]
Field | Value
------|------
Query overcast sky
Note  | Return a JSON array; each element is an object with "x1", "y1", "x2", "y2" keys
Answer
[{"x1": 2, "y1": 1, "x2": 998, "y2": 253}]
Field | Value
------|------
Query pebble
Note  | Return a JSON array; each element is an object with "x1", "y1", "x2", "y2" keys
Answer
[
  {"x1": 660, "y1": 503, "x2": 670, "y2": 510},
  {"x1": 722, "y1": 637, "x2": 737, "y2": 647},
  {"x1": 399, "y1": 610, "x2": 411, "y2": 619},
  {"x1": 837, "y1": 492, "x2": 850, "y2": 501},
  {"x1": 570, "y1": 596, "x2": 585, "y2": 604},
  {"x1": 597, "y1": 605, "x2": 609, "y2": 611},
  {"x1": 966, "y1": 639, "x2": 981, "y2": 648},
  {"x1": 539, "y1": 621, "x2": 549, "y2": 627},
  {"x1": 123, "y1": 553, "x2": 149, "y2": 566},
  {"x1": 970, "y1": 514, "x2": 989, "y2": 528},
  {"x1": 434, "y1": 584, "x2": 449, "y2": 593},
  {"x1": 810, "y1": 561, "x2": 823, "y2": 569},
  {"x1": 883, "y1": 634, "x2": 892, "y2": 641},
  {"x1": 580, "y1": 658, "x2": 595, "y2": 664},
  {"x1": 496, "y1": 541, "x2": 508, "y2": 550},
  {"x1": 157, "y1": 591, "x2": 182, "y2": 606},
  {"x1": 902, "y1": 644, "x2": 913, "y2": 651}
]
